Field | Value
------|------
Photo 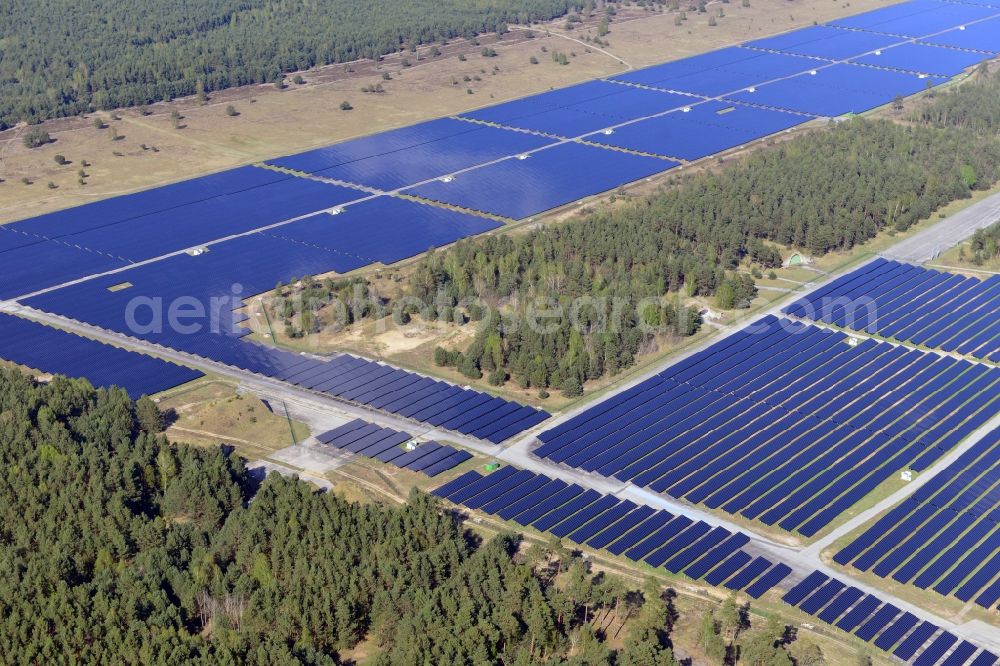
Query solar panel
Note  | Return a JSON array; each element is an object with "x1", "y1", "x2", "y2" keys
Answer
[
  {"x1": 836, "y1": 595, "x2": 881, "y2": 631},
  {"x1": 405, "y1": 142, "x2": 677, "y2": 220},
  {"x1": 783, "y1": 571, "x2": 829, "y2": 606},
  {"x1": 873, "y1": 612, "x2": 919, "y2": 651},
  {"x1": 0, "y1": 313, "x2": 203, "y2": 398},
  {"x1": 817, "y1": 587, "x2": 865, "y2": 624},
  {"x1": 743, "y1": 563, "x2": 792, "y2": 599},
  {"x1": 705, "y1": 551, "x2": 753, "y2": 586},
  {"x1": 894, "y1": 622, "x2": 939, "y2": 660},
  {"x1": 914, "y1": 632, "x2": 958, "y2": 666},
  {"x1": 722, "y1": 557, "x2": 772, "y2": 591},
  {"x1": 854, "y1": 604, "x2": 900, "y2": 641}
]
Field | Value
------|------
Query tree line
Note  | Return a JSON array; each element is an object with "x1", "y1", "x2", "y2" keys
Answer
[{"x1": 0, "y1": 0, "x2": 582, "y2": 128}]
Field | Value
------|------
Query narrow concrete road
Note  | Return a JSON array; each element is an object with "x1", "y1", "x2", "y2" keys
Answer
[{"x1": 883, "y1": 189, "x2": 1000, "y2": 263}]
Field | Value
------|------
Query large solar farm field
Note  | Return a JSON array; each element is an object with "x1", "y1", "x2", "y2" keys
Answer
[
  {"x1": 2, "y1": 0, "x2": 997, "y2": 408},
  {"x1": 0, "y1": 1, "x2": 999, "y2": 662}
]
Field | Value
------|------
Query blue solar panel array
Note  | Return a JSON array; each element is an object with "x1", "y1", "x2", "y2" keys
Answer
[
  {"x1": 783, "y1": 570, "x2": 997, "y2": 665},
  {"x1": 724, "y1": 63, "x2": 931, "y2": 117},
  {"x1": 609, "y1": 47, "x2": 820, "y2": 97},
  {"x1": 432, "y1": 466, "x2": 996, "y2": 663},
  {"x1": 0, "y1": 169, "x2": 363, "y2": 300},
  {"x1": 0, "y1": 313, "x2": 202, "y2": 398},
  {"x1": 835, "y1": 427, "x2": 1000, "y2": 611},
  {"x1": 268, "y1": 118, "x2": 483, "y2": 173},
  {"x1": 784, "y1": 258, "x2": 1000, "y2": 362},
  {"x1": 536, "y1": 315, "x2": 1000, "y2": 536},
  {"x1": 745, "y1": 25, "x2": 902, "y2": 59},
  {"x1": 268, "y1": 196, "x2": 503, "y2": 268},
  {"x1": 3, "y1": 0, "x2": 996, "y2": 457},
  {"x1": 830, "y1": 0, "x2": 997, "y2": 36},
  {"x1": 309, "y1": 125, "x2": 554, "y2": 191},
  {"x1": 461, "y1": 80, "x2": 698, "y2": 138},
  {"x1": 583, "y1": 100, "x2": 805, "y2": 161},
  {"x1": 921, "y1": 15, "x2": 1000, "y2": 52},
  {"x1": 431, "y1": 466, "x2": 790, "y2": 597},
  {"x1": 851, "y1": 43, "x2": 987, "y2": 77},
  {"x1": 316, "y1": 418, "x2": 472, "y2": 476},
  {"x1": 405, "y1": 142, "x2": 676, "y2": 219}
]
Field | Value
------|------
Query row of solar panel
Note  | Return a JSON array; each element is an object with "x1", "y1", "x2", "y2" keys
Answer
[
  {"x1": 21, "y1": 204, "x2": 548, "y2": 443},
  {"x1": 0, "y1": 313, "x2": 202, "y2": 398},
  {"x1": 1, "y1": 186, "x2": 506, "y2": 301},
  {"x1": 784, "y1": 258, "x2": 1000, "y2": 362},
  {"x1": 402, "y1": 29, "x2": 994, "y2": 216},
  {"x1": 784, "y1": 570, "x2": 996, "y2": 665},
  {"x1": 835, "y1": 427, "x2": 1000, "y2": 610},
  {"x1": 431, "y1": 467, "x2": 791, "y2": 597},
  {"x1": 316, "y1": 418, "x2": 472, "y2": 476},
  {"x1": 536, "y1": 315, "x2": 1000, "y2": 535},
  {"x1": 37, "y1": 315, "x2": 545, "y2": 443},
  {"x1": 831, "y1": 0, "x2": 1000, "y2": 43},
  {"x1": 268, "y1": 114, "x2": 686, "y2": 221}
]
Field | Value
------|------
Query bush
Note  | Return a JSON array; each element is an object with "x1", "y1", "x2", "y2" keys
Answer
[
  {"x1": 22, "y1": 127, "x2": 51, "y2": 149},
  {"x1": 487, "y1": 369, "x2": 507, "y2": 386},
  {"x1": 53, "y1": 154, "x2": 67, "y2": 165},
  {"x1": 340, "y1": 100, "x2": 353, "y2": 111},
  {"x1": 434, "y1": 346, "x2": 450, "y2": 366},
  {"x1": 459, "y1": 354, "x2": 482, "y2": 379},
  {"x1": 392, "y1": 306, "x2": 410, "y2": 325},
  {"x1": 225, "y1": 104, "x2": 238, "y2": 117},
  {"x1": 560, "y1": 376, "x2": 583, "y2": 398}
]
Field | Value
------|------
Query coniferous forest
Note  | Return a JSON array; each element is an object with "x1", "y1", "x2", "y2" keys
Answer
[
  {"x1": 0, "y1": 0, "x2": 578, "y2": 128},
  {"x1": 0, "y1": 368, "x2": 706, "y2": 664}
]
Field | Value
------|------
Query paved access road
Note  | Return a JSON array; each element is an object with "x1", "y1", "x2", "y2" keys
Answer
[{"x1": 883, "y1": 189, "x2": 1000, "y2": 263}]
